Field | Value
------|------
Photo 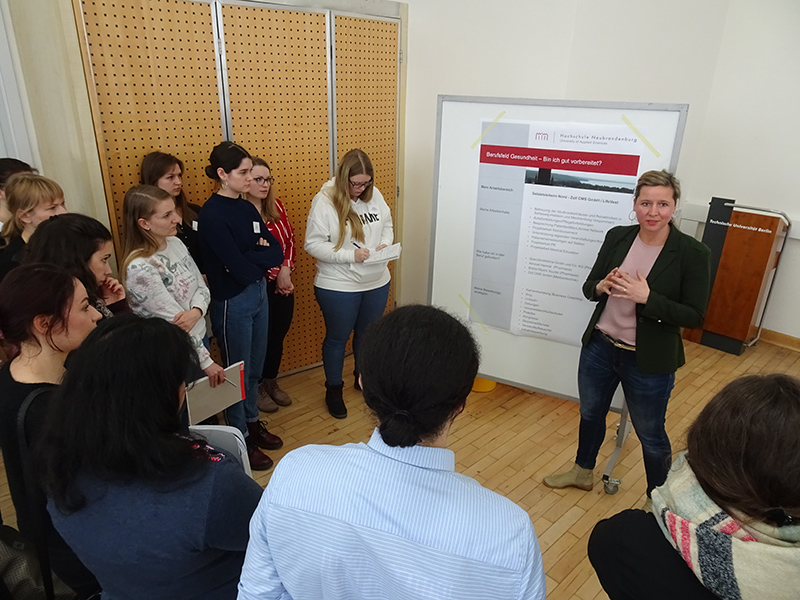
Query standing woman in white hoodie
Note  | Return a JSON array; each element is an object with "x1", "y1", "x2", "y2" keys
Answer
[{"x1": 305, "y1": 149, "x2": 393, "y2": 419}]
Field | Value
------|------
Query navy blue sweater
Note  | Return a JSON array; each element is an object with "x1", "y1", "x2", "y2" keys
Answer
[
  {"x1": 198, "y1": 193, "x2": 283, "y2": 300},
  {"x1": 48, "y1": 453, "x2": 263, "y2": 600}
]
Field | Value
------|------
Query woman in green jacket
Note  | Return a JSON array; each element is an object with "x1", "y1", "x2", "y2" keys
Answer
[{"x1": 544, "y1": 170, "x2": 711, "y2": 499}]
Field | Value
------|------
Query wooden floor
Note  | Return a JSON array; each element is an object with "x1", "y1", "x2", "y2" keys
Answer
[{"x1": 3, "y1": 338, "x2": 799, "y2": 597}]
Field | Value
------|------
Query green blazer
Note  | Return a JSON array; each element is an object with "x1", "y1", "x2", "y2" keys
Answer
[{"x1": 581, "y1": 224, "x2": 711, "y2": 374}]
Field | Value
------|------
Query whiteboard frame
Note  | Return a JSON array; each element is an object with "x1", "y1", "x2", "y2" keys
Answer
[{"x1": 429, "y1": 95, "x2": 689, "y2": 401}]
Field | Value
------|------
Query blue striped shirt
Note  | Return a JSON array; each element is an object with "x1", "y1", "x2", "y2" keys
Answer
[{"x1": 238, "y1": 429, "x2": 545, "y2": 600}]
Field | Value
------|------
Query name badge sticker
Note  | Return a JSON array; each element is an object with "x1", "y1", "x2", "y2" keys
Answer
[{"x1": 253, "y1": 221, "x2": 261, "y2": 234}]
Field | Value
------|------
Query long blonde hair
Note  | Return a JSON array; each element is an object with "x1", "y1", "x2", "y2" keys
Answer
[
  {"x1": 332, "y1": 149, "x2": 373, "y2": 250},
  {"x1": 249, "y1": 157, "x2": 279, "y2": 223},
  {"x1": 121, "y1": 185, "x2": 172, "y2": 281},
  {"x1": 1, "y1": 173, "x2": 64, "y2": 242}
]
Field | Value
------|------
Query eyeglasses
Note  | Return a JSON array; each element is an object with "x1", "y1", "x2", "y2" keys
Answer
[
  {"x1": 349, "y1": 179, "x2": 373, "y2": 190},
  {"x1": 253, "y1": 176, "x2": 274, "y2": 186}
]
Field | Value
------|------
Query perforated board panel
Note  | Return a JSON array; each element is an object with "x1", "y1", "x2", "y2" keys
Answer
[
  {"x1": 222, "y1": 3, "x2": 330, "y2": 373},
  {"x1": 78, "y1": 1, "x2": 401, "y2": 376},
  {"x1": 334, "y1": 15, "x2": 400, "y2": 312},
  {"x1": 80, "y1": 0, "x2": 221, "y2": 237}
]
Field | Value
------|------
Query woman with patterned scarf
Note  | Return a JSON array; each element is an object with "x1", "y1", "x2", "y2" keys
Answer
[{"x1": 588, "y1": 373, "x2": 800, "y2": 600}]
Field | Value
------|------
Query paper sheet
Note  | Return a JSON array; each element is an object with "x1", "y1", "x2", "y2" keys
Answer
[{"x1": 364, "y1": 243, "x2": 402, "y2": 264}]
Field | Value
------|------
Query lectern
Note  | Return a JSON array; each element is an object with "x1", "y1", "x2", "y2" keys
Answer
[{"x1": 684, "y1": 198, "x2": 790, "y2": 354}]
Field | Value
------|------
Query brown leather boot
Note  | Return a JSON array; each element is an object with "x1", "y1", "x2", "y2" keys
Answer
[
  {"x1": 247, "y1": 421, "x2": 283, "y2": 450},
  {"x1": 246, "y1": 438, "x2": 274, "y2": 471}
]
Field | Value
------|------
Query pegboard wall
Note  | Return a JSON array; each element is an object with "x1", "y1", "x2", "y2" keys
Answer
[
  {"x1": 334, "y1": 14, "x2": 399, "y2": 313},
  {"x1": 221, "y1": 3, "x2": 330, "y2": 372},
  {"x1": 80, "y1": 0, "x2": 221, "y2": 239},
  {"x1": 77, "y1": 0, "x2": 400, "y2": 375}
]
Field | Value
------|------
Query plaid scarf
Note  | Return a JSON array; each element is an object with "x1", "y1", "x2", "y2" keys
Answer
[{"x1": 651, "y1": 453, "x2": 800, "y2": 600}]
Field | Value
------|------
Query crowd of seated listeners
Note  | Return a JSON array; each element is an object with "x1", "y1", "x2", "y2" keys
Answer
[{"x1": 0, "y1": 153, "x2": 798, "y2": 599}]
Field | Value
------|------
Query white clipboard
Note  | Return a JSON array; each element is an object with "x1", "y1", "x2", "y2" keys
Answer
[{"x1": 185, "y1": 361, "x2": 244, "y2": 425}]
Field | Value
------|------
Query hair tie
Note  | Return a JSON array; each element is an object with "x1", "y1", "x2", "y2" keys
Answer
[
  {"x1": 393, "y1": 409, "x2": 413, "y2": 420},
  {"x1": 766, "y1": 507, "x2": 795, "y2": 527}
]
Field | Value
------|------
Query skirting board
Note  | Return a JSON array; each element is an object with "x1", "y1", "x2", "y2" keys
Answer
[{"x1": 759, "y1": 329, "x2": 800, "y2": 353}]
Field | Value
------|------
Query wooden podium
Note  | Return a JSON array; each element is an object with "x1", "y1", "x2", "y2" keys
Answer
[{"x1": 684, "y1": 198, "x2": 790, "y2": 355}]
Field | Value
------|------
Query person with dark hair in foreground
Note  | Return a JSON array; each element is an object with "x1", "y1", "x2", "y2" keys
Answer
[
  {"x1": 38, "y1": 315, "x2": 263, "y2": 600},
  {"x1": 0, "y1": 264, "x2": 101, "y2": 597},
  {"x1": 238, "y1": 305, "x2": 546, "y2": 600},
  {"x1": 589, "y1": 373, "x2": 800, "y2": 600},
  {"x1": 25, "y1": 213, "x2": 128, "y2": 318}
]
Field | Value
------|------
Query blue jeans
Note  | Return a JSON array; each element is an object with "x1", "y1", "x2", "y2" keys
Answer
[
  {"x1": 576, "y1": 330, "x2": 675, "y2": 494},
  {"x1": 314, "y1": 283, "x2": 390, "y2": 385},
  {"x1": 209, "y1": 280, "x2": 269, "y2": 436}
]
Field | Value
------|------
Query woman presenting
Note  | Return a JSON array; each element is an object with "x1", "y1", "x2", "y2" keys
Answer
[
  {"x1": 544, "y1": 170, "x2": 711, "y2": 501},
  {"x1": 305, "y1": 149, "x2": 393, "y2": 419}
]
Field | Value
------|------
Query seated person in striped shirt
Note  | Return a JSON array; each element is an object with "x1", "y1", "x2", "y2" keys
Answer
[{"x1": 238, "y1": 305, "x2": 546, "y2": 600}]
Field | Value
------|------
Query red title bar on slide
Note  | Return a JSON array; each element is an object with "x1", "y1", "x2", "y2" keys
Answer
[{"x1": 480, "y1": 145, "x2": 640, "y2": 176}]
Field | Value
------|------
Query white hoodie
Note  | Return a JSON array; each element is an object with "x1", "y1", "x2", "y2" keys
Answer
[{"x1": 305, "y1": 179, "x2": 394, "y2": 292}]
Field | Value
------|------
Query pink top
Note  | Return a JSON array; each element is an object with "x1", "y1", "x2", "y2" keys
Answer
[
  {"x1": 264, "y1": 198, "x2": 296, "y2": 282},
  {"x1": 596, "y1": 235, "x2": 664, "y2": 346}
]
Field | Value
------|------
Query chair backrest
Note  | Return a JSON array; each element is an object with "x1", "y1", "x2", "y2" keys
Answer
[{"x1": 188, "y1": 425, "x2": 253, "y2": 478}]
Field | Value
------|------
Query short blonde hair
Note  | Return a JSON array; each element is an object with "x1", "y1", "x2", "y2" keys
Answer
[
  {"x1": 634, "y1": 169, "x2": 681, "y2": 203},
  {"x1": 1, "y1": 173, "x2": 64, "y2": 241}
]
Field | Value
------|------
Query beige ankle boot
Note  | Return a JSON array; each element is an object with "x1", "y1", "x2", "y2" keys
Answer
[
  {"x1": 257, "y1": 380, "x2": 279, "y2": 413},
  {"x1": 543, "y1": 464, "x2": 594, "y2": 491},
  {"x1": 265, "y1": 378, "x2": 292, "y2": 406}
]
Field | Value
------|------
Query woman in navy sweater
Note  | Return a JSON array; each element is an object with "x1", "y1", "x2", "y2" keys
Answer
[{"x1": 198, "y1": 142, "x2": 284, "y2": 471}]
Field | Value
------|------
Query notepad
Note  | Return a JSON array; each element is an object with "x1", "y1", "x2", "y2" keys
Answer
[
  {"x1": 364, "y1": 243, "x2": 402, "y2": 264},
  {"x1": 185, "y1": 361, "x2": 245, "y2": 425}
]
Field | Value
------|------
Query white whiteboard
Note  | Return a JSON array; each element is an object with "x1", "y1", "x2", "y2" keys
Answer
[{"x1": 429, "y1": 96, "x2": 688, "y2": 401}]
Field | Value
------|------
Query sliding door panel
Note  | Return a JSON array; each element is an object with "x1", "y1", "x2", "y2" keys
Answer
[
  {"x1": 222, "y1": 2, "x2": 330, "y2": 372},
  {"x1": 334, "y1": 15, "x2": 400, "y2": 311},
  {"x1": 79, "y1": 0, "x2": 221, "y2": 232}
]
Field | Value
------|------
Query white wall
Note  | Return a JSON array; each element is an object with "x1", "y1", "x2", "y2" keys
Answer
[
  {"x1": 0, "y1": 2, "x2": 38, "y2": 164},
  {"x1": 4, "y1": 0, "x2": 110, "y2": 224},
  {"x1": 401, "y1": 0, "x2": 800, "y2": 337}
]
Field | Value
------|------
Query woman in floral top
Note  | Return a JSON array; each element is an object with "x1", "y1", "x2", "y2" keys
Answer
[{"x1": 121, "y1": 184, "x2": 225, "y2": 386}]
